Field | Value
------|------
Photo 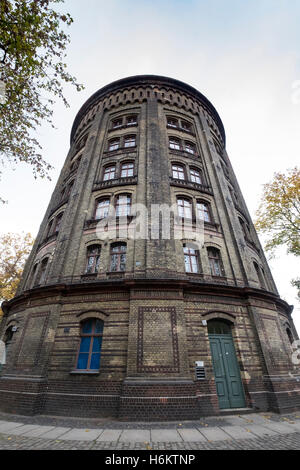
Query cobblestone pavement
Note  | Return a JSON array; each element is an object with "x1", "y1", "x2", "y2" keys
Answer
[{"x1": 0, "y1": 411, "x2": 300, "y2": 450}]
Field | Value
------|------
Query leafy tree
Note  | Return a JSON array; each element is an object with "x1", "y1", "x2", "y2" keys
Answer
[
  {"x1": 0, "y1": 0, "x2": 83, "y2": 192},
  {"x1": 0, "y1": 232, "x2": 34, "y2": 313},
  {"x1": 255, "y1": 167, "x2": 300, "y2": 257}
]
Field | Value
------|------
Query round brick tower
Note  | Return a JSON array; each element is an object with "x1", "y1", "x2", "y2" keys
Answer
[{"x1": 1, "y1": 75, "x2": 299, "y2": 420}]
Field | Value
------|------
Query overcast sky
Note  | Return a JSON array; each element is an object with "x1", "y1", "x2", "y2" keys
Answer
[{"x1": 1, "y1": 0, "x2": 299, "y2": 331}]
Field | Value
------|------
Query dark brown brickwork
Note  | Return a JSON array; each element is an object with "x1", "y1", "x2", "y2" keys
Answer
[{"x1": 0, "y1": 76, "x2": 299, "y2": 420}]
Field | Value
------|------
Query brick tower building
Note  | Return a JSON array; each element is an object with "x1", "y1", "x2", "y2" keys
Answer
[{"x1": 1, "y1": 75, "x2": 299, "y2": 420}]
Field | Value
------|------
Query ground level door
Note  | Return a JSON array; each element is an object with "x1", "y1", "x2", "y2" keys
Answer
[{"x1": 208, "y1": 320, "x2": 246, "y2": 409}]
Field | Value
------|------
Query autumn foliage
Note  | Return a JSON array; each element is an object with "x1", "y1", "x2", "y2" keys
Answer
[
  {"x1": 0, "y1": 232, "x2": 34, "y2": 306},
  {"x1": 255, "y1": 167, "x2": 300, "y2": 257},
  {"x1": 0, "y1": 0, "x2": 83, "y2": 190}
]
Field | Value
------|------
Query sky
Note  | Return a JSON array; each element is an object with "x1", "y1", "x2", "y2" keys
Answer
[{"x1": 0, "y1": 0, "x2": 299, "y2": 331}]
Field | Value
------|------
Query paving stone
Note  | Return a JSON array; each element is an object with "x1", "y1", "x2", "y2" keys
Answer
[
  {"x1": 220, "y1": 425, "x2": 256, "y2": 440},
  {"x1": 0, "y1": 422, "x2": 24, "y2": 433},
  {"x1": 151, "y1": 429, "x2": 183, "y2": 442},
  {"x1": 8, "y1": 424, "x2": 41, "y2": 436},
  {"x1": 223, "y1": 416, "x2": 251, "y2": 426},
  {"x1": 177, "y1": 428, "x2": 208, "y2": 442},
  {"x1": 96, "y1": 429, "x2": 122, "y2": 442},
  {"x1": 37, "y1": 427, "x2": 72, "y2": 440},
  {"x1": 119, "y1": 429, "x2": 150, "y2": 442},
  {"x1": 243, "y1": 424, "x2": 278, "y2": 437},
  {"x1": 22, "y1": 426, "x2": 56, "y2": 437},
  {"x1": 58, "y1": 428, "x2": 103, "y2": 441},
  {"x1": 239, "y1": 413, "x2": 272, "y2": 425},
  {"x1": 261, "y1": 421, "x2": 298, "y2": 434},
  {"x1": 197, "y1": 427, "x2": 232, "y2": 442}
]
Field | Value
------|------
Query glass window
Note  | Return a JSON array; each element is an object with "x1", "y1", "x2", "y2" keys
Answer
[
  {"x1": 66, "y1": 180, "x2": 74, "y2": 197},
  {"x1": 207, "y1": 320, "x2": 231, "y2": 335},
  {"x1": 103, "y1": 165, "x2": 116, "y2": 181},
  {"x1": 76, "y1": 318, "x2": 104, "y2": 370},
  {"x1": 95, "y1": 199, "x2": 110, "y2": 219},
  {"x1": 121, "y1": 162, "x2": 134, "y2": 178},
  {"x1": 167, "y1": 117, "x2": 178, "y2": 128},
  {"x1": 112, "y1": 118, "x2": 122, "y2": 129},
  {"x1": 183, "y1": 245, "x2": 199, "y2": 273},
  {"x1": 85, "y1": 245, "x2": 101, "y2": 274},
  {"x1": 207, "y1": 247, "x2": 223, "y2": 277},
  {"x1": 197, "y1": 202, "x2": 211, "y2": 222},
  {"x1": 37, "y1": 258, "x2": 48, "y2": 285},
  {"x1": 181, "y1": 120, "x2": 191, "y2": 132},
  {"x1": 110, "y1": 243, "x2": 127, "y2": 272},
  {"x1": 124, "y1": 135, "x2": 136, "y2": 147},
  {"x1": 108, "y1": 139, "x2": 120, "y2": 151},
  {"x1": 115, "y1": 194, "x2": 131, "y2": 217},
  {"x1": 46, "y1": 220, "x2": 53, "y2": 238},
  {"x1": 126, "y1": 116, "x2": 137, "y2": 126},
  {"x1": 190, "y1": 168, "x2": 202, "y2": 184},
  {"x1": 184, "y1": 141, "x2": 195, "y2": 154},
  {"x1": 169, "y1": 137, "x2": 181, "y2": 150},
  {"x1": 54, "y1": 213, "x2": 63, "y2": 233},
  {"x1": 177, "y1": 198, "x2": 192, "y2": 219},
  {"x1": 253, "y1": 262, "x2": 266, "y2": 289},
  {"x1": 172, "y1": 164, "x2": 185, "y2": 180}
]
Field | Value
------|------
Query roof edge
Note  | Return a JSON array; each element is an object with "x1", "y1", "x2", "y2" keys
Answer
[{"x1": 70, "y1": 75, "x2": 226, "y2": 145}]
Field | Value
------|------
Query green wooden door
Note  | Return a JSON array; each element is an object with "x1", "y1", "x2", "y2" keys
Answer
[{"x1": 209, "y1": 330, "x2": 246, "y2": 409}]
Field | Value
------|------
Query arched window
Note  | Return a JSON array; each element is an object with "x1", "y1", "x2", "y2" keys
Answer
[
  {"x1": 108, "y1": 138, "x2": 120, "y2": 151},
  {"x1": 35, "y1": 257, "x2": 49, "y2": 285},
  {"x1": 112, "y1": 118, "x2": 122, "y2": 129},
  {"x1": 181, "y1": 120, "x2": 192, "y2": 132},
  {"x1": 121, "y1": 162, "x2": 134, "y2": 178},
  {"x1": 239, "y1": 217, "x2": 249, "y2": 239},
  {"x1": 103, "y1": 165, "x2": 116, "y2": 181},
  {"x1": 54, "y1": 212, "x2": 63, "y2": 233},
  {"x1": 286, "y1": 328, "x2": 294, "y2": 345},
  {"x1": 30, "y1": 263, "x2": 38, "y2": 287},
  {"x1": 190, "y1": 168, "x2": 202, "y2": 184},
  {"x1": 197, "y1": 201, "x2": 211, "y2": 222},
  {"x1": 115, "y1": 194, "x2": 131, "y2": 217},
  {"x1": 67, "y1": 180, "x2": 74, "y2": 197},
  {"x1": 126, "y1": 115, "x2": 137, "y2": 127},
  {"x1": 95, "y1": 198, "x2": 110, "y2": 220},
  {"x1": 124, "y1": 135, "x2": 136, "y2": 148},
  {"x1": 169, "y1": 137, "x2": 181, "y2": 150},
  {"x1": 183, "y1": 245, "x2": 199, "y2": 273},
  {"x1": 85, "y1": 245, "x2": 101, "y2": 274},
  {"x1": 1, "y1": 326, "x2": 16, "y2": 365},
  {"x1": 253, "y1": 261, "x2": 266, "y2": 289},
  {"x1": 167, "y1": 117, "x2": 178, "y2": 128},
  {"x1": 110, "y1": 243, "x2": 127, "y2": 272},
  {"x1": 177, "y1": 197, "x2": 192, "y2": 219},
  {"x1": 76, "y1": 318, "x2": 104, "y2": 371},
  {"x1": 207, "y1": 247, "x2": 224, "y2": 277},
  {"x1": 184, "y1": 141, "x2": 196, "y2": 154},
  {"x1": 46, "y1": 219, "x2": 53, "y2": 238},
  {"x1": 172, "y1": 164, "x2": 185, "y2": 180}
]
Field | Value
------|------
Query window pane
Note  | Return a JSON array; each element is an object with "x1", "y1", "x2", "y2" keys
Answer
[
  {"x1": 77, "y1": 353, "x2": 89, "y2": 370},
  {"x1": 79, "y1": 336, "x2": 91, "y2": 352},
  {"x1": 95, "y1": 320, "x2": 104, "y2": 334},
  {"x1": 92, "y1": 336, "x2": 102, "y2": 353},
  {"x1": 82, "y1": 320, "x2": 93, "y2": 334},
  {"x1": 90, "y1": 353, "x2": 101, "y2": 370}
]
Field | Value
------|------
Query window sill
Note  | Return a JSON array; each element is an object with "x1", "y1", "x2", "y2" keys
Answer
[{"x1": 70, "y1": 370, "x2": 99, "y2": 375}]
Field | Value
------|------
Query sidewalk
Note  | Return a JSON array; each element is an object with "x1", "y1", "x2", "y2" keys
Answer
[{"x1": 0, "y1": 411, "x2": 300, "y2": 450}]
